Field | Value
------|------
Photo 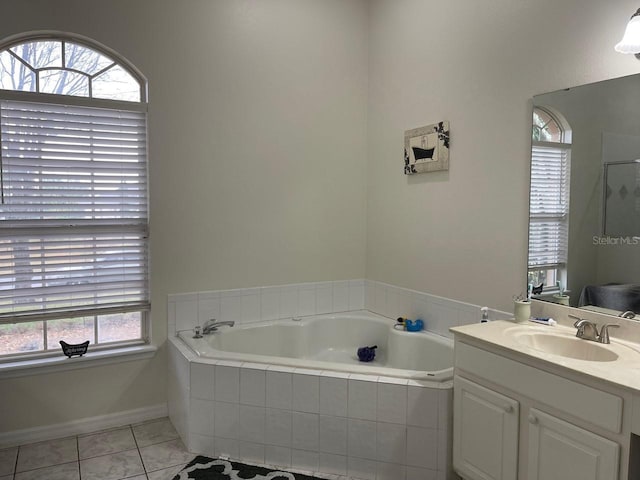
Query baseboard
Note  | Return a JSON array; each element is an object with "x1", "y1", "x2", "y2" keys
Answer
[{"x1": 0, "y1": 402, "x2": 168, "y2": 448}]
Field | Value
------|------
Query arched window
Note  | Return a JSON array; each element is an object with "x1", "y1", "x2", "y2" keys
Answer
[
  {"x1": 528, "y1": 106, "x2": 572, "y2": 294},
  {"x1": 0, "y1": 33, "x2": 149, "y2": 359},
  {"x1": 0, "y1": 35, "x2": 144, "y2": 101}
]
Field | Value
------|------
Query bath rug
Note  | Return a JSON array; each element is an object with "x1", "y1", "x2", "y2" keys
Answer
[{"x1": 172, "y1": 456, "x2": 327, "y2": 479}]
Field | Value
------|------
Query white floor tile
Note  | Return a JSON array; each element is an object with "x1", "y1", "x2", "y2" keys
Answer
[
  {"x1": 78, "y1": 426, "x2": 136, "y2": 460},
  {"x1": 14, "y1": 461, "x2": 79, "y2": 480},
  {"x1": 132, "y1": 418, "x2": 179, "y2": 447},
  {"x1": 147, "y1": 463, "x2": 187, "y2": 480},
  {"x1": 139, "y1": 438, "x2": 193, "y2": 472},
  {"x1": 0, "y1": 447, "x2": 17, "y2": 476},
  {"x1": 16, "y1": 437, "x2": 78, "y2": 473},
  {"x1": 79, "y1": 449, "x2": 143, "y2": 480}
]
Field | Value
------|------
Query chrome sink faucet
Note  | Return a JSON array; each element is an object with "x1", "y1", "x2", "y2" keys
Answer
[
  {"x1": 202, "y1": 319, "x2": 235, "y2": 334},
  {"x1": 570, "y1": 315, "x2": 619, "y2": 344},
  {"x1": 571, "y1": 317, "x2": 599, "y2": 341},
  {"x1": 619, "y1": 310, "x2": 636, "y2": 319}
]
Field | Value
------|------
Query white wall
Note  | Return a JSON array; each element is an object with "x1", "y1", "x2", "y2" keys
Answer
[
  {"x1": 0, "y1": 0, "x2": 369, "y2": 433},
  {"x1": 365, "y1": 0, "x2": 640, "y2": 312}
]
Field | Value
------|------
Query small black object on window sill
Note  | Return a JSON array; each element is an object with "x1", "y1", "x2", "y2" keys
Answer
[{"x1": 60, "y1": 340, "x2": 90, "y2": 358}]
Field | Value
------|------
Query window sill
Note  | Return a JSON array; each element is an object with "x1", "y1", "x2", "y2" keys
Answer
[{"x1": 0, "y1": 345, "x2": 157, "y2": 379}]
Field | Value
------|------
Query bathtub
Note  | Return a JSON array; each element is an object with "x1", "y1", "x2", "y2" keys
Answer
[
  {"x1": 169, "y1": 310, "x2": 456, "y2": 478},
  {"x1": 178, "y1": 311, "x2": 453, "y2": 381}
]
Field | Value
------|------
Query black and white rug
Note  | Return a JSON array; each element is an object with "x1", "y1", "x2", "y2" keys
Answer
[{"x1": 171, "y1": 456, "x2": 326, "y2": 480}]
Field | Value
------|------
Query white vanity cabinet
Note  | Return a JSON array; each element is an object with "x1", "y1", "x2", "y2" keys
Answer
[
  {"x1": 453, "y1": 376, "x2": 519, "y2": 480},
  {"x1": 527, "y1": 408, "x2": 619, "y2": 480},
  {"x1": 452, "y1": 338, "x2": 629, "y2": 480}
]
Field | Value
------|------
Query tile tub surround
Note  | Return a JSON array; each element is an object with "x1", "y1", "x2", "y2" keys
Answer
[
  {"x1": 168, "y1": 340, "x2": 454, "y2": 480},
  {"x1": 0, "y1": 417, "x2": 192, "y2": 480},
  {"x1": 167, "y1": 279, "x2": 509, "y2": 340},
  {"x1": 168, "y1": 280, "x2": 365, "y2": 337},
  {"x1": 363, "y1": 281, "x2": 509, "y2": 338}
]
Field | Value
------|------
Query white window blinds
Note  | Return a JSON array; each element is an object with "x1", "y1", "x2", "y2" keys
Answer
[
  {"x1": 0, "y1": 100, "x2": 149, "y2": 321},
  {"x1": 528, "y1": 143, "x2": 570, "y2": 268}
]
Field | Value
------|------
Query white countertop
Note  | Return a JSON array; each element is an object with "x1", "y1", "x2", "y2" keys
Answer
[{"x1": 451, "y1": 320, "x2": 640, "y2": 394}]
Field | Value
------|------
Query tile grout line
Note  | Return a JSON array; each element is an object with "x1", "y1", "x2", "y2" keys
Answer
[
  {"x1": 76, "y1": 435, "x2": 81, "y2": 480},
  {"x1": 12, "y1": 444, "x2": 19, "y2": 479},
  {"x1": 129, "y1": 424, "x2": 148, "y2": 479}
]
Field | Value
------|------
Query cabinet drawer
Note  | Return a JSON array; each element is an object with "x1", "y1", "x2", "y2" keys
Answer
[{"x1": 455, "y1": 342, "x2": 622, "y2": 433}]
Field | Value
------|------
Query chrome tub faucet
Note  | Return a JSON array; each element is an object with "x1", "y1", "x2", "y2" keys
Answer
[{"x1": 202, "y1": 319, "x2": 235, "y2": 334}]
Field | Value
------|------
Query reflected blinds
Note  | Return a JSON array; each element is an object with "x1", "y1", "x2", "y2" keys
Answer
[
  {"x1": 0, "y1": 100, "x2": 149, "y2": 322},
  {"x1": 528, "y1": 143, "x2": 570, "y2": 268}
]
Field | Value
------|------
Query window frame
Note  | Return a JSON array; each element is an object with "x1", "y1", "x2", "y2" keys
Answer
[
  {"x1": 0, "y1": 32, "x2": 150, "y2": 363},
  {"x1": 528, "y1": 106, "x2": 571, "y2": 295}
]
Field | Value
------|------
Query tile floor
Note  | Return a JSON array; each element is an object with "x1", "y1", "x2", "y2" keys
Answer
[{"x1": 0, "y1": 417, "x2": 194, "y2": 480}]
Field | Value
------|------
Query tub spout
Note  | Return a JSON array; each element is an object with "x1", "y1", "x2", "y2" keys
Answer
[{"x1": 202, "y1": 319, "x2": 235, "y2": 334}]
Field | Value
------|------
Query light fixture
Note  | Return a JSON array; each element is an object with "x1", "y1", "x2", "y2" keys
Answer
[{"x1": 615, "y1": 8, "x2": 640, "y2": 54}]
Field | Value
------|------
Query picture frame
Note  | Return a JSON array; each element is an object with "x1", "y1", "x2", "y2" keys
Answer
[{"x1": 404, "y1": 121, "x2": 450, "y2": 175}]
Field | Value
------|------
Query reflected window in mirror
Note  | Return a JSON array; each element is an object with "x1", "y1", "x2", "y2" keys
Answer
[{"x1": 528, "y1": 107, "x2": 572, "y2": 294}]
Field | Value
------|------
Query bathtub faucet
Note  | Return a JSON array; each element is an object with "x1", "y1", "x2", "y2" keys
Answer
[{"x1": 202, "y1": 319, "x2": 235, "y2": 334}]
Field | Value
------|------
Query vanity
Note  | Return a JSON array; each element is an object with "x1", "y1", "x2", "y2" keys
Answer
[
  {"x1": 450, "y1": 64, "x2": 640, "y2": 479},
  {"x1": 450, "y1": 311, "x2": 640, "y2": 480}
]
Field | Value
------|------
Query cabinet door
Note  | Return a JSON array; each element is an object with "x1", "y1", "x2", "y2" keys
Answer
[
  {"x1": 453, "y1": 375, "x2": 519, "y2": 480},
  {"x1": 527, "y1": 408, "x2": 619, "y2": 480}
]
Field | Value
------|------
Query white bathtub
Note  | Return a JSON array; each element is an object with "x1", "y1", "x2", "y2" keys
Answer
[{"x1": 178, "y1": 311, "x2": 453, "y2": 381}]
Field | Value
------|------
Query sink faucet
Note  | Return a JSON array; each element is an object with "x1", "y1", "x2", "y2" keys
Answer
[
  {"x1": 618, "y1": 310, "x2": 636, "y2": 319},
  {"x1": 202, "y1": 319, "x2": 235, "y2": 334},
  {"x1": 570, "y1": 315, "x2": 619, "y2": 344},
  {"x1": 572, "y1": 317, "x2": 600, "y2": 341}
]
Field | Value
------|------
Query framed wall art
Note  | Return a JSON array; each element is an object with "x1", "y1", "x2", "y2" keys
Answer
[{"x1": 404, "y1": 121, "x2": 450, "y2": 175}]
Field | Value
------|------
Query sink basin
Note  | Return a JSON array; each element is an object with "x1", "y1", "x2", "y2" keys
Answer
[{"x1": 513, "y1": 332, "x2": 619, "y2": 362}]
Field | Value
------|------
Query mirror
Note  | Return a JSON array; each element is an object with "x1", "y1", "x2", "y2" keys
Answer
[{"x1": 528, "y1": 74, "x2": 640, "y2": 317}]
